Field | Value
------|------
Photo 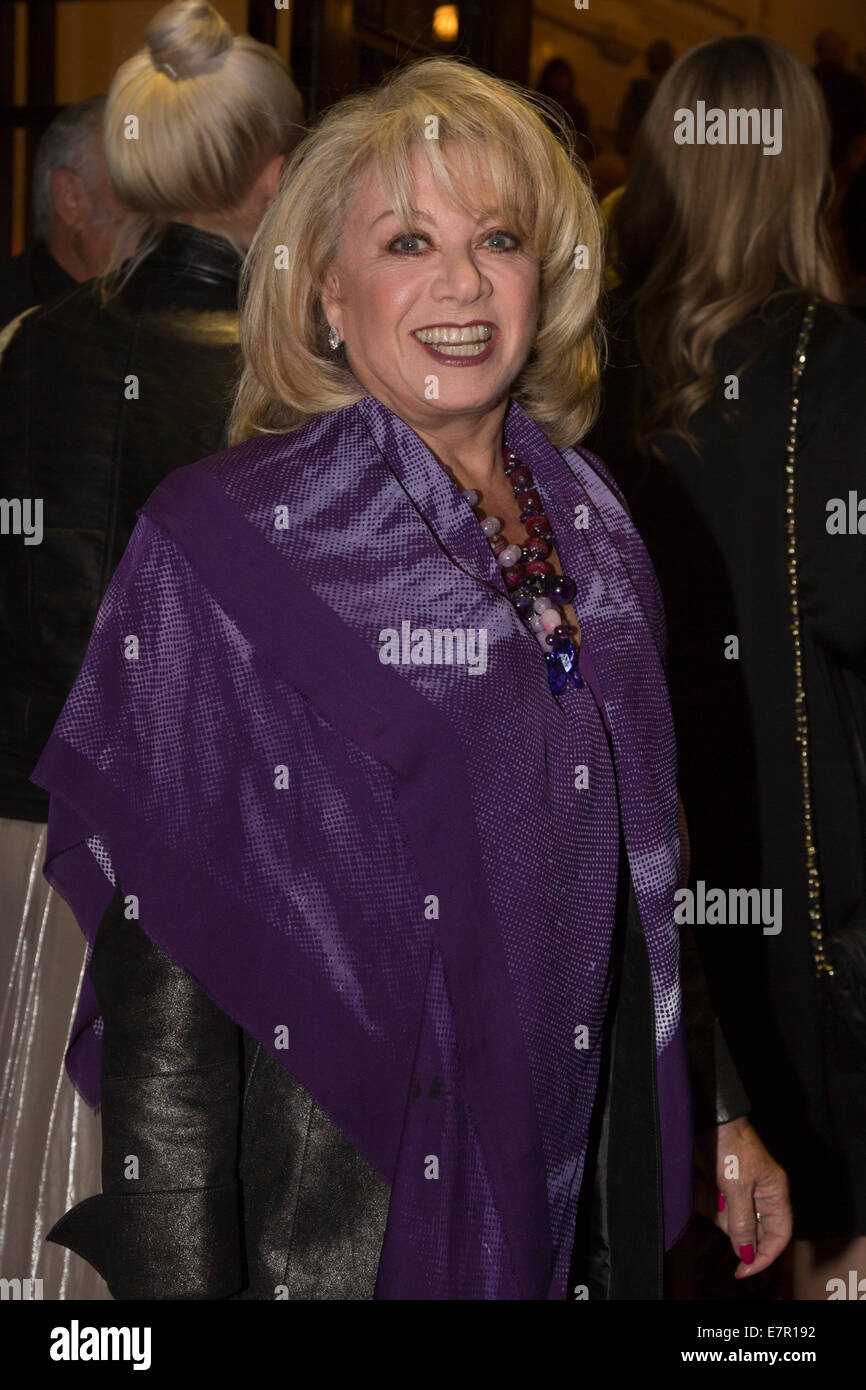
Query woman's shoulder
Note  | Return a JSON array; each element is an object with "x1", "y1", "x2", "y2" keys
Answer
[
  {"x1": 603, "y1": 284, "x2": 866, "y2": 367},
  {"x1": 723, "y1": 293, "x2": 866, "y2": 372},
  {"x1": 796, "y1": 301, "x2": 866, "y2": 487},
  {"x1": 183, "y1": 402, "x2": 360, "y2": 482},
  {"x1": 565, "y1": 438, "x2": 632, "y2": 515},
  {"x1": 143, "y1": 401, "x2": 372, "y2": 534},
  {"x1": 765, "y1": 296, "x2": 866, "y2": 438},
  {"x1": 805, "y1": 297, "x2": 866, "y2": 376}
]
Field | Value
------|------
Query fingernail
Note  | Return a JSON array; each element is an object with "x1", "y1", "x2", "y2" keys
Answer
[
  {"x1": 739, "y1": 1244, "x2": 755, "y2": 1264},
  {"x1": 717, "y1": 1192, "x2": 726, "y2": 1212}
]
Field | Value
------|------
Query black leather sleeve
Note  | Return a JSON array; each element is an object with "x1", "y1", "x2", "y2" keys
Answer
[
  {"x1": 46, "y1": 883, "x2": 247, "y2": 1299},
  {"x1": 680, "y1": 923, "x2": 751, "y2": 1131}
]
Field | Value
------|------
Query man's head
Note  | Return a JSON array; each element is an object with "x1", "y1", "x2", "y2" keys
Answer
[{"x1": 32, "y1": 95, "x2": 130, "y2": 280}]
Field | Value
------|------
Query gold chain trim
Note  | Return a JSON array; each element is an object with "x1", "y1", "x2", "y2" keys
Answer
[{"x1": 785, "y1": 298, "x2": 833, "y2": 977}]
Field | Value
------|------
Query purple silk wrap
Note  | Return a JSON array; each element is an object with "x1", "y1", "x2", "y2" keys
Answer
[{"x1": 31, "y1": 394, "x2": 692, "y2": 1298}]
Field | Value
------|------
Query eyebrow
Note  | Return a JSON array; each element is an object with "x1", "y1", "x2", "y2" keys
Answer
[
  {"x1": 370, "y1": 208, "x2": 432, "y2": 228},
  {"x1": 369, "y1": 206, "x2": 504, "y2": 229}
]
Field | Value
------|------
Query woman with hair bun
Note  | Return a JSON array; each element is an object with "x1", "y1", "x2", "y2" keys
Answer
[
  {"x1": 100, "y1": 0, "x2": 302, "y2": 279},
  {"x1": 33, "y1": 53, "x2": 788, "y2": 1300},
  {"x1": 0, "y1": 0, "x2": 303, "y2": 1300}
]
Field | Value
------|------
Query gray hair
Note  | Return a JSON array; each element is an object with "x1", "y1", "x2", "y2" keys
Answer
[{"x1": 31, "y1": 94, "x2": 107, "y2": 240}]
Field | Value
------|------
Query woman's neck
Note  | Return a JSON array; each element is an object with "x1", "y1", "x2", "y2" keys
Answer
[
  {"x1": 409, "y1": 404, "x2": 509, "y2": 495},
  {"x1": 173, "y1": 212, "x2": 250, "y2": 254}
]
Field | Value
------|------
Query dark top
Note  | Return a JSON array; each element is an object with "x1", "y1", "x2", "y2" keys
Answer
[
  {"x1": 0, "y1": 222, "x2": 243, "y2": 821},
  {"x1": 0, "y1": 240, "x2": 77, "y2": 328},
  {"x1": 590, "y1": 289, "x2": 866, "y2": 1236}
]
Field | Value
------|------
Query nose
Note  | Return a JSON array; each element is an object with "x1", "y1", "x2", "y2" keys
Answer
[{"x1": 430, "y1": 245, "x2": 489, "y2": 303}]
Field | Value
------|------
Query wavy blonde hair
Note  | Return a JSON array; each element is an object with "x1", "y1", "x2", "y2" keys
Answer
[
  {"x1": 228, "y1": 56, "x2": 603, "y2": 448},
  {"x1": 100, "y1": 1, "x2": 303, "y2": 295},
  {"x1": 612, "y1": 34, "x2": 841, "y2": 455}
]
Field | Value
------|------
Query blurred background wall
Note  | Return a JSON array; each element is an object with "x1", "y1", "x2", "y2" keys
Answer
[
  {"x1": 531, "y1": 0, "x2": 866, "y2": 146},
  {"x1": 3, "y1": 0, "x2": 865, "y2": 257}
]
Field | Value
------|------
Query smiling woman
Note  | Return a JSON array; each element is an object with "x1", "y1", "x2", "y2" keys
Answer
[
  {"x1": 33, "y1": 55, "x2": 790, "y2": 1301},
  {"x1": 230, "y1": 62, "x2": 608, "y2": 684},
  {"x1": 229, "y1": 57, "x2": 602, "y2": 448}
]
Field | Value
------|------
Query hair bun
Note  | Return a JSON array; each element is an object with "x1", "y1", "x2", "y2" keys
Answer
[{"x1": 147, "y1": 1, "x2": 232, "y2": 81}]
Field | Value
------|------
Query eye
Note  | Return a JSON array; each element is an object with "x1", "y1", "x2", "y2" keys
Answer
[
  {"x1": 483, "y1": 229, "x2": 522, "y2": 251},
  {"x1": 387, "y1": 232, "x2": 429, "y2": 255}
]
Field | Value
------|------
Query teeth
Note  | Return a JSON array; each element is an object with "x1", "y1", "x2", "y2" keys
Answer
[
  {"x1": 419, "y1": 341, "x2": 489, "y2": 357},
  {"x1": 414, "y1": 325, "x2": 493, "y2": 345}
]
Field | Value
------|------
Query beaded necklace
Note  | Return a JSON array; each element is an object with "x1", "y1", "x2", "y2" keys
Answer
[{"x1": 462, "y1": 444, "x2": 583, "y2": 695}]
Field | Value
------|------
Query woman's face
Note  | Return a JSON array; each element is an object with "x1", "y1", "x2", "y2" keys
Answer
[{"x1": 320, "y1": 146, "x2": 540, "y2": 430}]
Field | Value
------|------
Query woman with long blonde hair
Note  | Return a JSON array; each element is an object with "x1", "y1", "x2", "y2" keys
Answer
[{"x1": 592, "y1": 33, "x2": 866, "y2": 1298}]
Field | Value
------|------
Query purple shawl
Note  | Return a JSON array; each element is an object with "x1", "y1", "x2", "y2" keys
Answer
[{"x1": 31, "y1": 393, "x2": 692, "y2": 1298}]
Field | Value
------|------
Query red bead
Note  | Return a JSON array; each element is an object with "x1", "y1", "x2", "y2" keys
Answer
[
  {"x1": 503, "y1": 563, "x2": 525, "y2": 589},
  {"x1": 490, "y1": 535, "x2": 507, "y2": 556},
  {"x1": 510, "y1": 465, "x2": 533, "y2": 489},
  {"x1": 521, "y1": 490, "x2": 542, "y2": 513},
  {"x1": 525, "y1": 536, "x2": 550, "y2": 561},
  {"x1": 525, "y1": 560, "x2": 553, "y2": 579},
  {"x1": 525, "y1": 514, "x2": 550, "y2": 537}
]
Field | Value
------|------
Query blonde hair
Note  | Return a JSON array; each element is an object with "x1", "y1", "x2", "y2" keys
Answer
[
  {"x1": 101, "y1": 1, "x2": 303, "y2": 289},
  {"x1": 228, "y1": 56, "x2": 603, "y2": 449},
  {"x1": 612, "y1": 34, "x2": 841, "y2": 455}
]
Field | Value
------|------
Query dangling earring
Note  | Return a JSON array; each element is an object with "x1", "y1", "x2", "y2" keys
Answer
[{"x1": 328, "y1": 325, "x2": 342, "y2": 350}]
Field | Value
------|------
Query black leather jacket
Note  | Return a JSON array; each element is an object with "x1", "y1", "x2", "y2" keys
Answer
[
  {"x1": 48, "y1": 881, "x2": 391, "y2": 1301},
  {"x1": 0, "y1": 222, "x2": 243, "y2": 821},
  {"x1": 0, "y1": 239, "x2": 77, "y2": 328}
]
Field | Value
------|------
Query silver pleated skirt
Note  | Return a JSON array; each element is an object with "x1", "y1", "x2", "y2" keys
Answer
[{"x1": 0, "y1": 816, "x2": 111, "y2": 1299}]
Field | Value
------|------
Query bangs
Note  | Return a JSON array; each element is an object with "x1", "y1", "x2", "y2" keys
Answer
[{"x1": 338, "y1": 97, "x2": 567, "y2": 256}]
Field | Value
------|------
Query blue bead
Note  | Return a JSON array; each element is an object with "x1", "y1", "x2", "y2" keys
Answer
[{"x1": 547, "y1": 641, "x2": 584, "y2": 695}]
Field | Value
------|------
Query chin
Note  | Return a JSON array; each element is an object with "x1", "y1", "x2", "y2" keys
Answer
[{"x1": 418, "y1": 377, "x2": 510, "y2": 410}]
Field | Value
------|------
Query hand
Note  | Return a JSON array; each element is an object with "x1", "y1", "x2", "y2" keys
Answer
[{"x1": 694, "y1": 1115, "x2": 792, "y2": 1278}]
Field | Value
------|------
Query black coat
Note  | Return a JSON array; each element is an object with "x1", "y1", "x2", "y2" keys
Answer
[
  {"x1": 47, "y1": 837, "x2": 749, "y2": 1300},
  {"x1": 590, "y1": 290, "x2": 866, "y2": 1237},
  {"x1": 0, "y1": 222, "x2": 243, "y2": 822},
  {"x1": 0, "y1": 239, "x2": 77, "y2": 328}
]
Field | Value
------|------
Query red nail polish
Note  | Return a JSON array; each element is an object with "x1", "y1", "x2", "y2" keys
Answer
[
  {"x1": 739, "y1": 1244, "x2": 755, "y2": 1264},
  {"x1": 717, "y1": 1192, "x2": 726, "y2": 1212}
]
